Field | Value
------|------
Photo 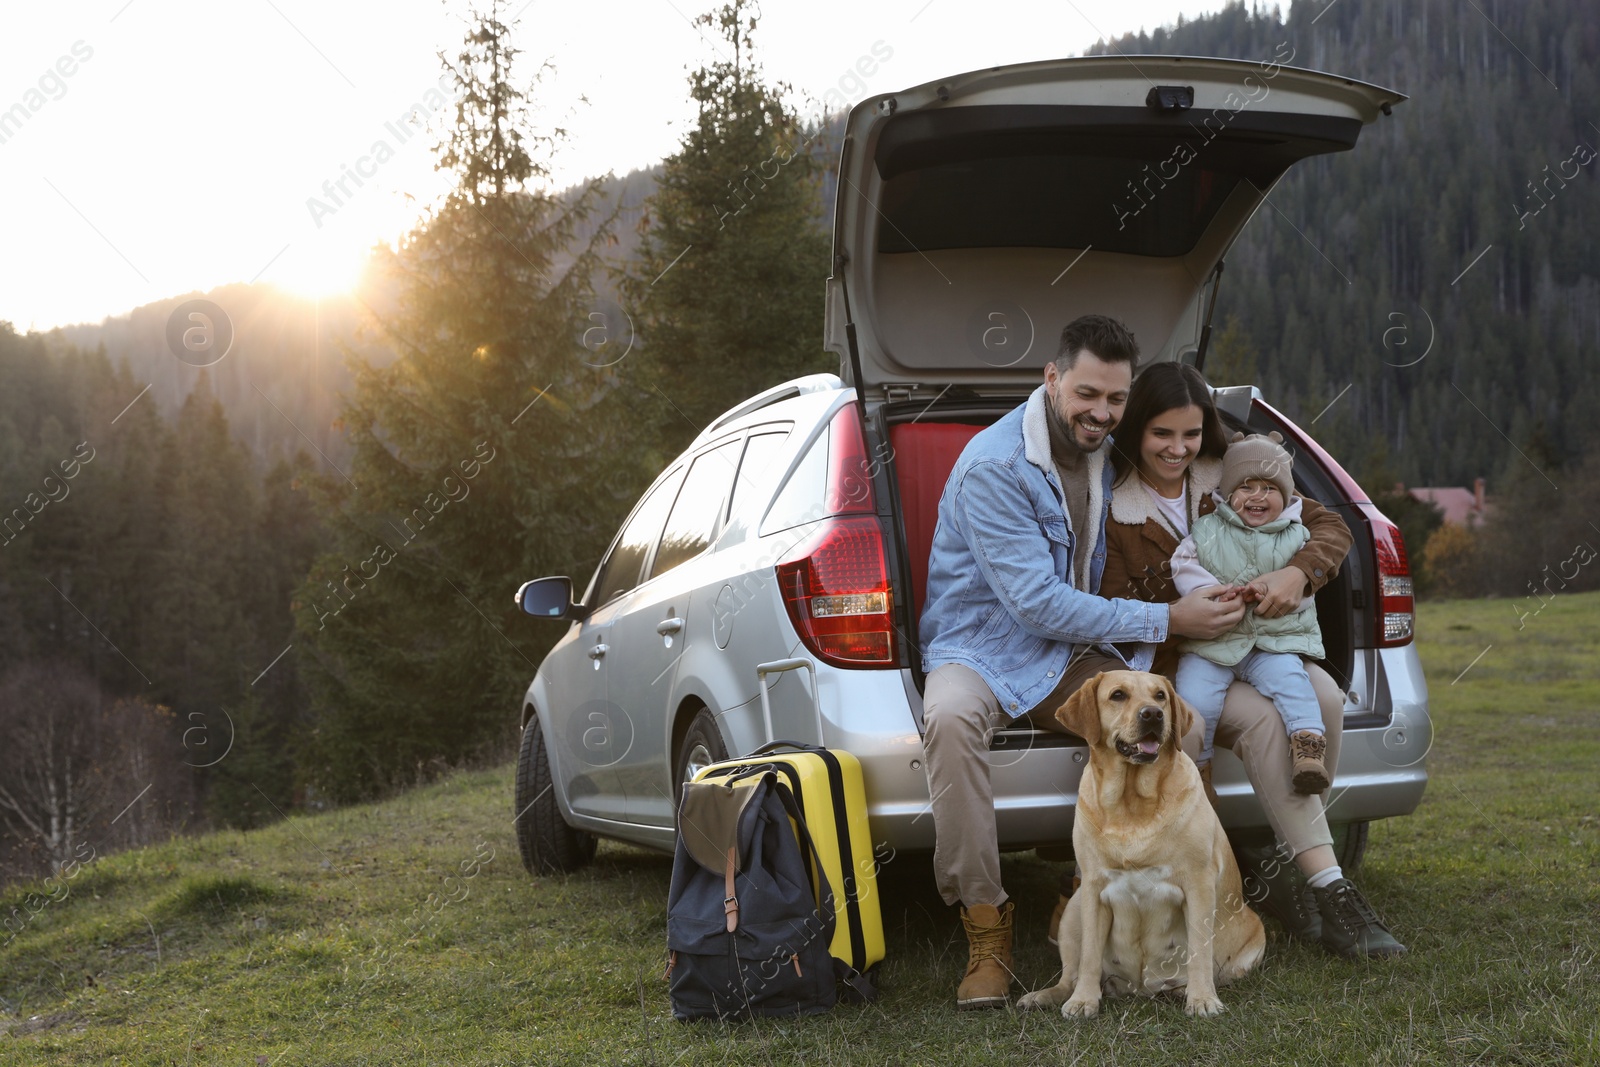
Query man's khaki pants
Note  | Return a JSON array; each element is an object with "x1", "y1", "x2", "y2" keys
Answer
[{"x1": 922, "y1": 656, "x2": 1344, "y2": 908}]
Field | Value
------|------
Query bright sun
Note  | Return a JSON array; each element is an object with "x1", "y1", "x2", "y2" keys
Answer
[{"x1": 271, "y1": 242, "x2": 370, "y2": 301}]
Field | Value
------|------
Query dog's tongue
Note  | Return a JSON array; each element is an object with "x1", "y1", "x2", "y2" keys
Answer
[{"x1": 1138, "y1": 739, "x2": 1160, "y2": 756}]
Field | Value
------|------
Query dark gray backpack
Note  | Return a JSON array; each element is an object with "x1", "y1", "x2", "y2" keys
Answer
[{"x1": 665, "y1": 770, "x2": 837, "y2": 1021}]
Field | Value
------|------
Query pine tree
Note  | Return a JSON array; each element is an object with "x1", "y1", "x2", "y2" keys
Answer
[
  {"x1": 622, "y1": 0, "x2": 833, "y2": 449},
  {"x1": 204, "y1": 453, "x2": 322, "y2": 827},
  {"x1": 293, "y1": 3, "x2": 633, "y2": 801},
  {"x1": 1202, "y1": 314, "x2": 1261, "y2": 388},
  {"x1": 94, "y1": 357, "x2": 174, "y2": 693},
  {"x1": 147, "y1": 375, "x2": 260, "y2": 719}
]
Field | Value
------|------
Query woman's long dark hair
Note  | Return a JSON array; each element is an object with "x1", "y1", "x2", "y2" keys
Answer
[{"x1": 1109, "y1": 362, "x2": 1230, "y2": 485}]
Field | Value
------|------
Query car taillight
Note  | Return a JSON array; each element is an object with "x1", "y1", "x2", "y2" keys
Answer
[
  {"x1": 774, "y1": 405, "x2": 897, "y2": 668},
  {"x1": 1369, "y1": 511, "x2": 1414, "y2": 646},
  {"x1": 822, "y1": 404, "x2": 876, "y2": 516},
  {"x1": 777, "y1": 517, "x2": 897, "y2": 667}
]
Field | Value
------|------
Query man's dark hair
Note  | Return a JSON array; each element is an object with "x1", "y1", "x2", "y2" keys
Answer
[
  {"x1": 1055, "y1": 314, "x2": 1140, "y2": 370},
  {"x1": 1109, "y1": 361, "x2": 1230, "y2": 484}
]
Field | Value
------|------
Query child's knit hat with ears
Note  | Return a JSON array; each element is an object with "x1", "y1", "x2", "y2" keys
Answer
[{"x1": 1219, "y1": 431, "x2": 1295, "y2": 500}]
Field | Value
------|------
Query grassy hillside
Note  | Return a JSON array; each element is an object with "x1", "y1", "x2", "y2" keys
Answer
[{"x1": 4, "y1": 593, "x2": 1599, "y2": 1064}]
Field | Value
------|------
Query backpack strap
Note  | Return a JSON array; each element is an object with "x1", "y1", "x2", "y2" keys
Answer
[
  {"x1": 835, "y1": 958, "x2": 879, "y2": 1002},
  {"x1": 768, "y1": 779, "x2": 830, "y2": 919},
  {"x1": 766, "y1": 783, "x2": 878, "y2": 1002},
  {"x1": 723, "y1": 846, "x2": 739, "y2": 932}
]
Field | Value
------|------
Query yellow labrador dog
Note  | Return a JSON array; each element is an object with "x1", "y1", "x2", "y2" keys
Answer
[{"x1": 1019, "y1": 671, "x2": 1265, "y2": 1018}]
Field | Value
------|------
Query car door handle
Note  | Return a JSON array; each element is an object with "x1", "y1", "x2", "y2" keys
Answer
[
  {"x1": 655, "y1": 617, "x2": 685, "y2": 635},
  {"x1": 588, "y1": 643, "x2": 609, "y2": 659}
]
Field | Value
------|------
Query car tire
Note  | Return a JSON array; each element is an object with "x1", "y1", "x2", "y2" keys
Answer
[
  {"x1": 515, "y1": 713, "x2": 597, "y2": 874},
  {"x1": 1332, "y1": 820, "x2": 1368, "y2": 872},
  {"x1": 673, "y1": 707, "x2": 728, "y2": 799}
]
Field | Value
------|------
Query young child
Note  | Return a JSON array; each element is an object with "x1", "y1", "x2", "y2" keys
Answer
[{"x1": 1170, "y1": 431, "x2": 1329, "y2": 797}]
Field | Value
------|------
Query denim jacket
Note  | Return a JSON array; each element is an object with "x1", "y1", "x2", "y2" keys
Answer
[{"x1": 919, "y1": 385, "x2": 1168, "y2": 717}]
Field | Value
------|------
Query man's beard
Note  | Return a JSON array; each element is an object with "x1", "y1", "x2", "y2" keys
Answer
[{"x1": 1046, "y1": 392, "x2": 1111, "y2": 456}]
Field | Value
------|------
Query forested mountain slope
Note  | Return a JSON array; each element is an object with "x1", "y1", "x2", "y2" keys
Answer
[{"x1": 1096, "y1": 0, "x2": 1599, "y2": 486}]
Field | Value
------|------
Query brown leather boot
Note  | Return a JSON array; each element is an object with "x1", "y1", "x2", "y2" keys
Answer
[
  {"x1": 957, "y1": 901, "x2": 1015, "y2": 1009},
  {"x1": 1290, "y1": 731, "x2": 1330, "y2": 794}
]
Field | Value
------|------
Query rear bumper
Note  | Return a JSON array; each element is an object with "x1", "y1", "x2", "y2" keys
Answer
[{"x1": 854, "y1": 646, "x2": 1430, "y2": 851}]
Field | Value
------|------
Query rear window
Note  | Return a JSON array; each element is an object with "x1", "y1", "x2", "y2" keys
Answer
[
  {"x1": 761, "y1": 424, "x2": 830, "y2": 536},
  {"x1": 728, "y1": 430, "x2": 790, "y2": 518},
  {"x1": 868, "y1": 102, "x2": 1362, "y2": 257},
  {"x1": 876, "y1": 154, "x2": 1239, "y2": 257}
]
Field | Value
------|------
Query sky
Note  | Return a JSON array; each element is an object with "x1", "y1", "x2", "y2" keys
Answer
[{"x1": 0, "y1": 0, "x2": 1247, "y2": 331}]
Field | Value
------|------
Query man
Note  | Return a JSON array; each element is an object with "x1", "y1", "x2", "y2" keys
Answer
[{"x1": 918, "y1": 315, "x2": 1248, "y2": 1009}]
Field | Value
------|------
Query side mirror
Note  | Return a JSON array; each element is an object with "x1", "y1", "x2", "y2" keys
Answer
[{"x1": 515, "y1": 577, "x2": 586, "y2": 620}]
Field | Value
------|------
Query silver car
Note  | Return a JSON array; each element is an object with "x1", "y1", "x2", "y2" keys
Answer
[{"x1": 513, "y1": 55, "x2": 1429, "y2": 874}]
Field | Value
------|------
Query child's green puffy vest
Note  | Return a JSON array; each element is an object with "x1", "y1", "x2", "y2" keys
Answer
[{"x1": 1180, "y1": 501, "x2": 1326, "y2": 667}]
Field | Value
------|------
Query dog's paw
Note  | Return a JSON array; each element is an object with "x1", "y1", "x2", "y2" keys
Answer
[
  {"x1": 1184, "y1": 993, "x2": 1226, "y2": 1017},
  {"x1": 1061, "y1": 995, "x2": 1100, "y2": 1019},
  {"x1": 1018, "y1": 987, "x2": 1069, "y2": 1011}
]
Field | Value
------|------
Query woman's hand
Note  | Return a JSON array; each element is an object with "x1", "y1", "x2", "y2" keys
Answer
[
  {"x1": 1169, "y1": 585, "x2": 1247, "y2": 639},
  {"x1": 1250, "y1": 567, "x2": 1310, "y2": 618}
]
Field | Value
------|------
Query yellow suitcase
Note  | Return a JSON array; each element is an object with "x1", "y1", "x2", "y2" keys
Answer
[{"x1": 691, "y1": 662, "x2": 886, "y2": 998}]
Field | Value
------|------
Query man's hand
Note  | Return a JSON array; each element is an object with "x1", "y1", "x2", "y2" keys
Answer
[
  {"x1": 1249, "y1": 567, "x2": 1310, "y2": 619},
  {"x1": 1168, "y1": 585, "x2": 1247, "y2": 640}
]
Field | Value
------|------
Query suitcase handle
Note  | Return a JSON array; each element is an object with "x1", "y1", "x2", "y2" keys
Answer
[{"x1": 755, "y1": 658, "x2": 823, "y2": 747}]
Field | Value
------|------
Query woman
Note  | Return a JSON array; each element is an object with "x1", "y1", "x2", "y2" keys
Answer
[{"x1": 1101, "y1": 362, "x2": 1405, "y2": 959}]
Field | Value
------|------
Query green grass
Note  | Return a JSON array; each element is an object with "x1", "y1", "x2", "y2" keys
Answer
[{"x1": 4, "y1": 593, "x2": 1600, "y2": 1065}]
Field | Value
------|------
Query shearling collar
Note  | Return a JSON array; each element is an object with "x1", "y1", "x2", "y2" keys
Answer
[
  {"x1": 1021, "y1": 384, "x2": 1056, "y2": 472},
  {"x1": 1108, "y1": 456, "x2": 1225, "y2": 536},
  {"x1": 1024, "y1": 384, "x2": 1107, "y2": 589}
]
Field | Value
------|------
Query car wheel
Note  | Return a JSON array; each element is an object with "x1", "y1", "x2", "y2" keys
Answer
[
  {"x1": 1332, "y1": 820, "x2": 1368, "y2": 872},
  {"x1": 515, "y1": 713, "x2": 597, "y2": 874},
  {"x1": 673, "y1": 707, "x2": 728, "y2": 799}
]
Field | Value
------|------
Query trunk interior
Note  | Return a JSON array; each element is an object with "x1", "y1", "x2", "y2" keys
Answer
[{"x1": 872, "y1": 388, "x2": 1359, "y2": 739}]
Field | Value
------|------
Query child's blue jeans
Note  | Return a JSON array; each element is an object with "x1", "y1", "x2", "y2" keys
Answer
[{"x1": 1176, "y1": 649, "x2": 1323, "y2": 765}]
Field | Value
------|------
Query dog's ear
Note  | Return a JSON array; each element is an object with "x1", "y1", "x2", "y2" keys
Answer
[
  {"x1": 1165, "y1": 677, "x2": 1196, "y2": 745},
  {"x1": 1055, "y1": 673, "x2": 1104, "y2": 745}
]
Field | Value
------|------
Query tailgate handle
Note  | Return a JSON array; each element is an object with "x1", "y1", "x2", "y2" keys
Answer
[
  {"x1": 755, "y1": 658, "x2": 822, "y2": 748},
  {"x1": 1146, "y1": 85, "x2": 1193, "y2": 112}
]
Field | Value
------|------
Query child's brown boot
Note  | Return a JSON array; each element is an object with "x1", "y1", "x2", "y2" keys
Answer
[{"x1": 1290, "y1": 730, "x2": 1330, "y2": 794}]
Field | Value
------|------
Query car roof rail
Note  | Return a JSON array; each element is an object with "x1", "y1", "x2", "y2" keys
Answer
[{"x1": 696, "y1": 373, "x2": 844, "y2": 442}]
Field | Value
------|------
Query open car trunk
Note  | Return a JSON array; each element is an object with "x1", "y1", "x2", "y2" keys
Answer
[
  {"x1": 821, "y1": 55, "x2": 1402, "y2": 737},
  {"x1": 825, "y1": 56, "x2": 1404, "y2": 391}
]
